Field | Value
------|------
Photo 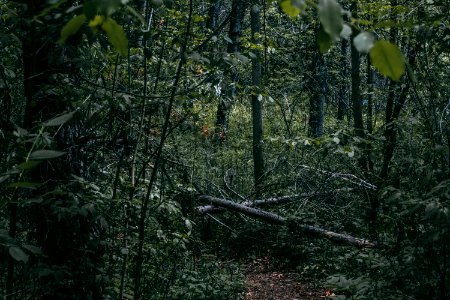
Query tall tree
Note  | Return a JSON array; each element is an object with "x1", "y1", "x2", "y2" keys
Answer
[
  {"x1": 215, "y1": 0, "x2": 247, "y2": 138},
  {"x1": 337, "y1": 38, "x2": 349, "y2": 121},
  {"x1": 250, "y1": 3, "x2": 265, "y2": 194},
  {"x1": 207, "y1": 0, "x2": 221, "y2": 29},
  {"x1": 7, "y1": 1, "x2": 104, "y2": 298},
  {"x1": 308, "y1": 48, "x2": 326, "y2": 138},
  {"x1": 350, "y1": 1, "x2": 364, "y2": 140}
]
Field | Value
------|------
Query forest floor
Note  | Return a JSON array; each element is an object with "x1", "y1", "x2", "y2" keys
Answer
[{"x1": 243, "y1": 257, "x2": 326, "y2": 300}]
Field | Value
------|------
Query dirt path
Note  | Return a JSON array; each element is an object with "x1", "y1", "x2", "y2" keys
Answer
[{"x1": 244, "y1": 257, "x2": 325, "y2": 300}]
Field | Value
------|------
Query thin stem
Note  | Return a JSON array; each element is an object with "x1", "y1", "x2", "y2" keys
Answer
[{"x1": 133, "y1": 0, "x2": 193, "y2": 297}]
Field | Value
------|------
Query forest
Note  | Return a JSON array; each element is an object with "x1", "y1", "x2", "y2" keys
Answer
[{"x1": 1, "y1": 0, "x2": 450, "y2": 299}]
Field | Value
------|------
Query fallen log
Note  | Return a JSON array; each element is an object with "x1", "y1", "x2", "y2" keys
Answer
[
  {"x1": 198, "y1": 192, "x2": 330, "y2": 214},
  {"x1": 198, "y1": 195, "x2": 376, "y2": 248},
  {"x1": 199, "y1": 195, "x2": 286, "y2": 225},
  {"x1": 240, "y1": 193, "x2": 328, "y2": 207}
]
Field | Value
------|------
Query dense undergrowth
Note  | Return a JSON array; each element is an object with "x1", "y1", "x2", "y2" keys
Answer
[{"x1": 2, "y1": 0, "x2": 450, "y2": 299}]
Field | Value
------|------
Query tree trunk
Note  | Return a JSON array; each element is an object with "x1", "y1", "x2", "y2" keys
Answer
[
  {"x1": 207, "y1": 0, "x2": 221, "y2": 30},
  {"x1": 198, "y1": 195, "x2": 376, "y2": 248},
  {"x1": 308, "y1": 61, "x2": 326, "y2": 138},
  {"x1": 337, "y1": 39, "x2": 349, "y2": 121},
  {"x1": 214, "y1": 0, "x2": 246, "y2": 138},
  {"x1": 308, "y1": 30, "x2": 326, "y2": 138},
  {"x1": 15, "y1": 2, "x2": 103, "y2": 298},
  {"x1": 366, "y1": 55, "x2": 374, "y2": 172},
  {"x1": 198, "y1": 192, "x2": 333, "y2": 213},
  {"x1": 350, "y1": 2, "x2": 363, "y2": 139},
  {"x1": 251, "y1": 4, "x2": 265, "y2": 192},
  {"x1": 227, "y1": 0, "x2": 246, "y2": 53}
]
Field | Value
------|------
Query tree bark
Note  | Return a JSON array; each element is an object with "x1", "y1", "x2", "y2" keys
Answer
[
  {"x1": 207, "y1": 0, "x2": 221, "y2": 30},
  {"x1": 337, "y1": 39, "x2": 349, "y2": 121},
  {"x1": 308, "y1": 29, "x2": 326, "y2": 138},
  {"x1": 251, "y1": 4, "x2": 265, "y2": 192},
  {"x1": 366, "y1": 55, "x2": 374, "y2": 172},
  {"x1": 15, "y1": 1, "x2": 103, "y2": 298},
  {"x1": 198, "y1": 192, "x2": 332, "y2": 214},
  {"x1": 214, "y1": 0, "x2": 247, "y2": 138},
  {"x1": 350, "y1": 2, "x2": 363, "y2": 139},
  {"x1": 227, "y1": 0, "x2": 246, "y2": 53},
  {"x1": 308, "y1": 62, "x2": 326, "y2": 138},
  {"x1": 198, "y1": 195, "x2": 376, "y2": 248}
]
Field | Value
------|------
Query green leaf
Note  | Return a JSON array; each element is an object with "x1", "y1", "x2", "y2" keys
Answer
[
  {"x1": 44, "y1": 111, "x2": 75, "y2": 127},
  {"x1": 318, "y1": 0, "x2": 343, "y2": 42},
  {"x1": 317, "y1": 27, "x2": 332, "y2": 53},
  {"x1": 101, "y1": 17, "x2": 128, "y2": 56},
  {"x1": 18, "y1": 160, "x2": 42, "y2": 170},
  {"x1": 29, "y1": 150, "x2": 66, "y2": 160},
  {"x1": 22, "y1": 244, "x2": 43, "y2": 255},
  {"x1": 9, "y1": 246, "x2": 29, "y2": 263},
  {"x1": 224, "y1": 35, "x2": 233, "y2": 44},
  {"x1": 8, "y1": 182, "x2": 41, "y2": 189},
  {"x1": 369, "y1": 40, "x2": 405, "y2": 81},
  {"x1": 59, "y1": 14, "x2": 86, "y2": 44},
  {"x1": 280, "y1": 0, "x2": 305, "y2": 18},
  {"x1": 89, "y1": 15, "x2": 105, "y2": 28}
]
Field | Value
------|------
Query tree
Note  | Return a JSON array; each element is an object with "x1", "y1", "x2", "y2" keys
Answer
[
  {"x1": 250, "y1": 3, "x2": 265, "y2": 194},
  {"x1": 307, "y1": 39, "x2": 326, "y2": 138},
  {"x1": 337, "y1": 38, "x2": 349, "y2": 121},
  {"x1": 214, "y1": 0, "x2": 247, "y2": 138},
  {"x1": 4, "y1": 1, "x2": 105, "y2": 298}
]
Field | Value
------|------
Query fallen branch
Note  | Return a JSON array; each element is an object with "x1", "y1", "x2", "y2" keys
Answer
[
  {"x1": 198, "y1": 195, "x2": 376, "y2": 248},
  {"x1": 299, "y1": 164, "x2": 377, "y2": 190},
  {"x1": 240, "y1": 193, "x2": 328, "y2": 207},
  {"x1": 199, "y1": 195, "x2": 286, "y2": 225},
  {"x1": 198, "y1": 192, "x2": 336, "y2": 214}
]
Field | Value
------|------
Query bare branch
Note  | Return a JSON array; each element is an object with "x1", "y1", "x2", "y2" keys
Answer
[
  {"x1": 299, "y1": 164, "x2": 377, "y2": 190},
  {"x1": 198, "y1": 192, "x2": 333, "y2": 214},
  {"x1": 198, "y1": 195, "x2": 376, "y2": 248}
]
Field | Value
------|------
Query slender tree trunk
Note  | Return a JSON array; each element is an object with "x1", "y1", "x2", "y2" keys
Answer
[
  {"x1": 227, "y1": 0, "x2": 245, "y2": 53},
  {"x1": 367, "y1": 56, "x2": 373, "y2": 135},
  {"x1": 337, "y1": 38, "x2": 349, "y2": 121},
  {"x1": 1, "y1": 40, "x2": 15, "y2": 300},
  {"x1": 350, "y1": 1, "x2": 371, "y2": 176},
  {"x1": 251, "y1": 4, "x2": 265, "y2": 193},
  {"x1": 215, "y1": 0, "x2": 246, "y2": 138},
  {"x1": 366, "y1": 55, "x2": 374, "y2": 172},
  {"x1": 207, "y1": 0, "x2": 221, "y2": 29},
  {"x1": 350, "y1": 2, "x2": 363, "y2": 139},
  {"x1": 133, "y1": 1, "x2": 193, "y2": 298},
  {"x1": 308, "y1": 60, "x2": 326, "y2": 138},
  {"x1": 307, "y1": 27, "x2": 326, "y2": 138},
  {"x1": 380, "y1": 0, "x2": 401, "y2": 181}
]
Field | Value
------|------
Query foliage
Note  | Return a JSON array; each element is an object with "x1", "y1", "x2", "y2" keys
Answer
[
  {"x1": 167, "y1": 257, "x2": 245, "y2": 299},
  {"x1": 2, "y1": 0, "x2": 450, "y2": 299}
]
